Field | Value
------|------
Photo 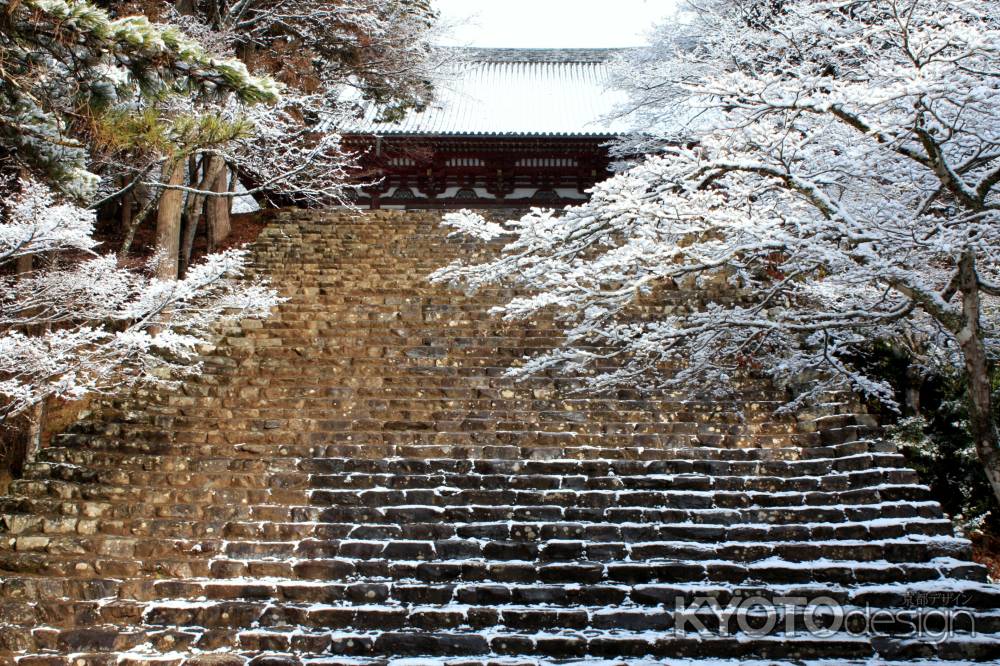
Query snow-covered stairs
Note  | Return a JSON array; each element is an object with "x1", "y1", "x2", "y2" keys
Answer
[{"x1": 1, "y1": 209, "x2": 999, "y2": 665}]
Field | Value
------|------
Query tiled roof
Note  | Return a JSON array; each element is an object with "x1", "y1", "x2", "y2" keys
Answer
[
  {"x1": 454, "y1": 48, "x2": 624, "y2": 63},
  {"x1": 339, "y1": 48, "x2": 631, "y2": 138}
]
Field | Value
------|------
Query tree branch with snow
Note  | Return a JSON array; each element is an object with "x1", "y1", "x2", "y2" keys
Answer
[
  {"x1": 433, "y1": 0, "x2": 1000, "y2": 501},
  {"x1": 0, "y1": 178, "x2": 281, "y2": 422}
]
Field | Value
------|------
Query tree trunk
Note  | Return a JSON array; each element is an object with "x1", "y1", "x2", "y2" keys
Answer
[
  {"x1": 25, "y1": 400, "x2": 46, "y2": 464},
  {"x1": 206, "y1": 0, "x2": 223, "y2": 30},
  {"x1": 119, "y1": 189, "x2": 160, "y2": 258},
  {"x1": 120, "y1": 193, "x2": 132, "y2": 238},
  {"x1": 905, "y1": 363, "x2": 923, "y2": 415},
  {"x1": 177, "y1": 156, "x2": 199, "y2": 272},
  {"x1": 155, "y1": 159, "x2": 186, "y2": 280},
  {"x1": 957, "y1": 251, "x2": 1000, "y2": 504},
  {"x1": 180, "y1": 156, "x2": 224, "y2": 277},
  {"x1": 206, "y1": 159, "x2": 232, "y2": 252}
]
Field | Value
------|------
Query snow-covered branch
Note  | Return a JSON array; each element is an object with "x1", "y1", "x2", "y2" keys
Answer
[
  {"x1": 434, "y1": 0, "x2": 1000, "y2": 427},
  {"x1": 0, "y1": 178, "x2": 281, "y2": 421}
]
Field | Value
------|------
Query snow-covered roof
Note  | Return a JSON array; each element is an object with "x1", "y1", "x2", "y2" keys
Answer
[{"x1": 341, "y1": 48, "x2": 630, "y2": 138}]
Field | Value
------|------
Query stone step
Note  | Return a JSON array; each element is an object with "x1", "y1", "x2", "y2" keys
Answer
[
  {"x1": 71, "y1": 404, "x2": 819, "y2": 427},
  {"x1": 59, "y1": 420, "x2": 805, "y2": 440},
  {"x1": 41, "y1": 437, "x2": 898, "y2": 467},
  {"x1": 19, "y1": 460, "x2": 922, "y2": 495},
  {"x1": 44, "y1": 439, "x2": 836, "y2": 461},
  {"x1": 0, "y1": 538, "x2": 974, "y2": 582},
  {"x1": 182, "y1": 381, "x2": 789, "y2": 405},
  {"x1": 68, "y1": 408, "x2": 803, "y2": 430},
  {"x1": 135, "y1": 408, "x2": 855, "y2": 435},
  {"x1": 81, "y1": 419, "x2": 796, "y2": 439},
  {"x1": 99, "y1": 382, "x2": 814, "y2": 403},
  {"x1": 136, "y1": 393, "x2": 819, "y2": 410},
  {"x1": 39, "y1": 439, "x2": 882, "y2": 469},
  {"x1": 4, "y1": 597, "x2": 999, "y2": 639},
  {"x1": 4, "y1": 474, "x2": 934, "y2": 517},
  {"x1": 0, "y1": 493, "x2": 952, "y2": 535},
  {"x1": 0, "y1": 490, "x2": 945, "y2": 528},
  {"x1": 16, "y1": 653, "x2": 996, "y2": 666},
  {"x1": 0, "y1": 554, "x2": 987, "y2": 603},
  {"x1": 5, "y1": 478, "x2": 309, "y2": 506},
  {"x1": 308, "y1": 484, "x2": 930, "y2": 507},
  {"x1": 8, "y1": 628, "x2": 1000, "y2": 662},
  {"x1": 0, "y1": 497, "x2": 941, "y2": 540},
  {"x1": 0, "y1": 514, "x2": 960, "y2": 562}
]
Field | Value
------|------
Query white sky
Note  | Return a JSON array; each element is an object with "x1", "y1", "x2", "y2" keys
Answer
[{"x1": 434, "y1": 0, "x2": 680, "y2": 48}]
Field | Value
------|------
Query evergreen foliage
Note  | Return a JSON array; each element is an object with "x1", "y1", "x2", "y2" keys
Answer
[{"x1": 0, "y1": 0, "x2": 277, "y2": 197}]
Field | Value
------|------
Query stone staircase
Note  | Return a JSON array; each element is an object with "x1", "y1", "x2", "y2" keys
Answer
[{"x1": 1, "y1": 209, "x2": 999, "y2": 665}]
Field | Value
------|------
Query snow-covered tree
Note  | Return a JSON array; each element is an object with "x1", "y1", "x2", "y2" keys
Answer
[
  {"x1": 0, "y1": 177, "x2": 280, "y2": 422},
  {"x1": 0, "y1": 0, "x2": 277, "y2": 198},
  {"x1": 177, "y1": 0, "x2": 438, "y2": 119},
  {"x1": 186, "y1": 0, "x2": 441, "y2": 206},
  {"x1": 3, "y1": 0, "x2": 440, "y2": 281},
  {"x1": 0, "y1": 0, "x2": 439, "y2": 428},
  {"x1": 95, "y1": 0, "x2": 441, "y2": 273},
  {"x1": 0, "y1": 1, "x2": 284, "y2": 422},
  {"x1": 431, "y1": 1, "x2": 1000, "y2": 500}
]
